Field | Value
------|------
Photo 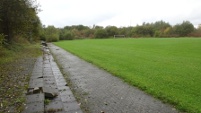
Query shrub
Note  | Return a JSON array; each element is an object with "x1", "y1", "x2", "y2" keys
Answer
[
  {"x1": 63, "y1": 32, "x2": 74, "y2": 40},
  {"x1": 46, "y1": 34, "x2": 59, "y2": 42},
  {"x1": 0, "y1": 34, "x2": 6, "y2": 46},
  {"x1": 94, "y1": 29, "x2": 108, "y2": 38}
]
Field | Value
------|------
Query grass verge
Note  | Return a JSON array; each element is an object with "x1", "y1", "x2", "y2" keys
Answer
[
  {"x1": 0, "y1": 43, "x2": 41, "y2": 64},
  {"x1": 54, "y1": 38, "x2": 201, "y2": 113},
  {"x1": 0, "y1": 43, "x2": 41, "y2": 113}
]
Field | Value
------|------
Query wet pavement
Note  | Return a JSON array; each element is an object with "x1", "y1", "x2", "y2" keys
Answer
[
  {"x1": 49, "y1": 43, "x2": 178, "y2": 113},
  {"x1": 23, "y1": 46, "x2": 82, "y2": 113}
]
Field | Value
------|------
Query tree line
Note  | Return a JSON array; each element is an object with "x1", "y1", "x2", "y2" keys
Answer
[
  {"x1": 41, "y1": 20, "x2": 201, "y2": 42},
  {"x1": 0, "y1": 0, "x2": 41, "y2": 46},
  {"x1": 0, "y1": 0, "x2": 200, "y2": 44}
]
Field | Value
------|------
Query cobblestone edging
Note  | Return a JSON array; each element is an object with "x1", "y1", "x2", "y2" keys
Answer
[{"x1": 23, "y1": 46, "x2": 82, "y2": 113}]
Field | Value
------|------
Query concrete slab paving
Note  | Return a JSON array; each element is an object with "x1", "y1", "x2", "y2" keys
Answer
[
  {"x1": 28, "y1": 79, "x2": 43, "y2": 89},
  {"x1": 26, "y1": 93, "x2": 44, "y2": 103},
  {"x1": 61, "y1": 94, "x2": 76, "y2": 103},
  {"x1": 23, "y1": 102, "x2": 44, "y2": 113},
  {"x1": 23, "y1": 45, "x2": 82, "y2": 113},
  {"x1": 50, "y1": 94, "x2": 62, "y2": 102},
  {"x1": 59, "y1": 90, "x2": 74, "y2": 96},
  {"x1": 63, "y1": 101, "x2": 82, "y2": 112},
  {"x1": 45, "y1": 101, "x2": 63, "y2": 112},
  {"x1": 30, "y1": 73, "x2": 43, "y2": 79},
  {"x1": 43, "y1": 80, "x2": 56, "y2": 84},
  {"x1": 44, "y1": 77, "x2": 55, "y2": 82},
  {"x1": 58, "y1": 86, "x2": 70, "y2": 90},
  {"x1": 43, "y1": 86, "x2": 59, "y2": 98}
]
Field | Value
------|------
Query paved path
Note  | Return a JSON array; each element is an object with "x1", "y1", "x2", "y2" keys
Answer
[
  {"x1": 49, "y1": 44, "x2": 178, "y2": 113},
  {"x1": 23, "y1": 46, "x2": 82, "y2": 113}
]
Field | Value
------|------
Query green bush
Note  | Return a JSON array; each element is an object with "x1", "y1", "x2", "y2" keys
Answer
[
  {"x1": 46, "y1": 34, "x2": 59, "y2": 42},
  {"x1": 0, "y1": 34, "x2": 6, "y2": 46},
  {"x1": 60, "y1": 30, "x2": 74, "y2": 40},
  {"x1": 44, "y1": 26, "x2": 60, "y2": 42},
  {"x1": 94, "y1": 29, "x2": 108, "y2": 38},
  {"x1": 154, "y1": 31, "x2": 161, "y2": 37}
]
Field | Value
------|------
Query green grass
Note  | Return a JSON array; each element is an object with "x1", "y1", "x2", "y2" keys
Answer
[
  {"x1": 0, "y1": 43, "x2": 41, "y2": 64},
  {"x1": 54, "y1": 38, "x2": 201, "y2": 113}
]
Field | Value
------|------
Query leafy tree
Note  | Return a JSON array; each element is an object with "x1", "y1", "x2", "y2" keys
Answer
[
  {"x1": 152, "y1": 21, "x2": 171, "y2": 37},
  {"x1": 0, "y1": 34, "x2": 6, "y2": 46},
  {"x1": 132, "y1": 24, "x2": 154, "y2": 37},
  {"x1": 198, "y1": 25, "x2": 201, "y2": 30},
  {"x1": 0, "y1": 0, "x2": 41, "y2": 43},
  {"x1": 105, "y1": 26, "x2": 118, "y2": 37},
  {"x1": 188, "y1": 25, "x2": 201, "y2": 37},
  {"x1": 39, "y1": 25, "x2": 46, "y2": 41},
  {"x1": 74, "y1": 25, "x2": 89, "y2": 31},
  {"x1": 64, "y1": 31, "x2": 74, "y2": 40},
  {"x1": 71, "y1": 29, "x2": 80, "y2": 39},
  {"x1": 44, "y1": 26, "x2": 59, "y2": 42},
  {"x1": 63, "y1": 25, "x2": 91, "y2": 39},
  {"x1": 59, "y1": 29, "x2": 74, "y2": 40},
  {"x1": 93, "y1": 25, "x2": 104, "y2": 29},
  {"x1": 173, "y1": 21, "x2": 195, "y2": 36},
  {"x1": 118, "y1": 27, "x2": 130, "y2": 37},
  {"x1": 41, "y1": 21, "x2": 197, "y2": 40},
  {"x1": 82, "y1": 29, "x2": 95, "y2": 38},
  {"x1": 163, "y1": 27, "x2": 172, "y2": 37},
  {"x1": 94, "y1": 29, "x2": 108, "y2": 38},
  {"x1": 153, "y1": 21, "x2": 171, "y2": 31},
  {"x1": 154, "y1": 31, "x2": 161, "y2": 37}
]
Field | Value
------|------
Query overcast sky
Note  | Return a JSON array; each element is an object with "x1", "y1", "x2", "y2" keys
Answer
[{"x1": 37, "y1": 0, "x2": 201, "y2": 28}]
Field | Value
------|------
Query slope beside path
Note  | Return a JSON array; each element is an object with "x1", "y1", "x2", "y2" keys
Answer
[{"x1": 49, "y1": 43, "x2": 178, "y2": 113}]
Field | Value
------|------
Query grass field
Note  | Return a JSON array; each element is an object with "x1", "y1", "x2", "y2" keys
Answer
[{"x1": 54, "y1": 38, "x2": 201, "y2": 113}]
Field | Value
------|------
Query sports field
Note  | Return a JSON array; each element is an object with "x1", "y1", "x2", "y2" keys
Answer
[{"x1": 54, "y1": 38, "x2": 201, "y2": 113}]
